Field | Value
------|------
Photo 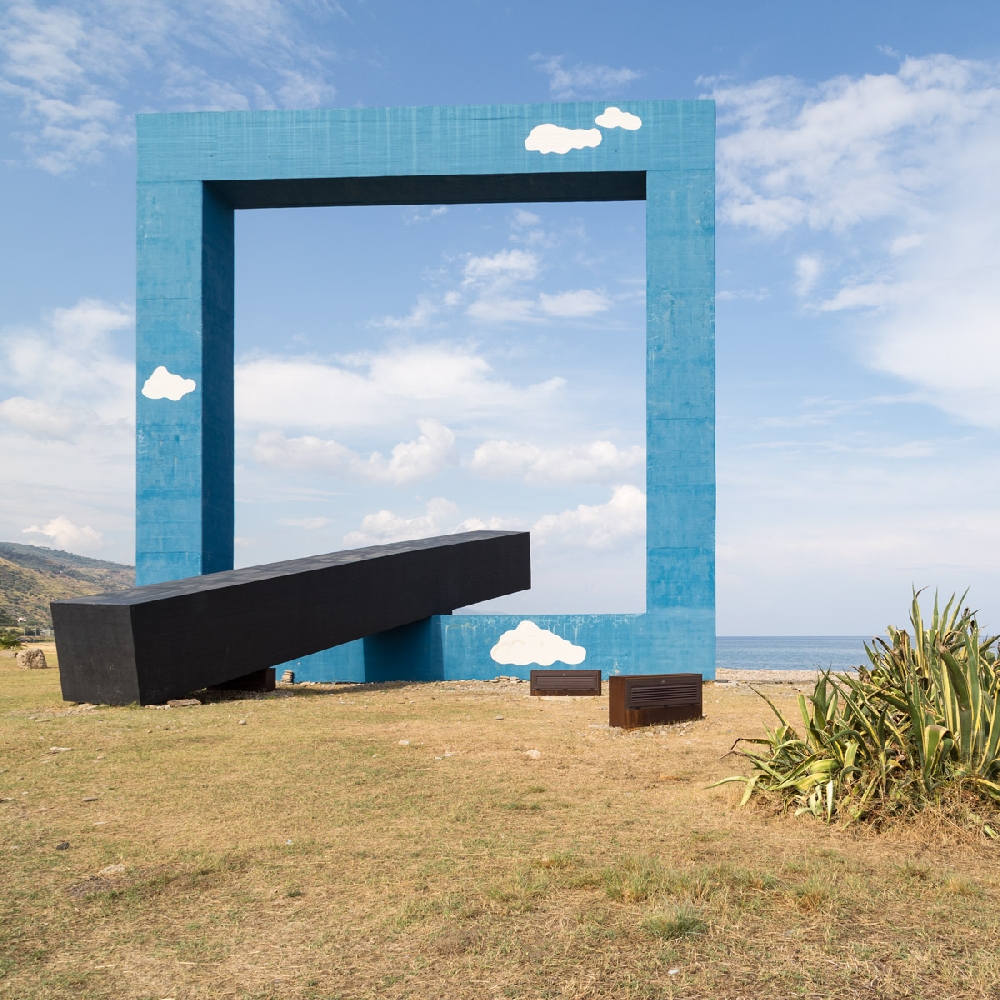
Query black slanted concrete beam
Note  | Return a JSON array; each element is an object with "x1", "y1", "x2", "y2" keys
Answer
[{"x1": 52, "y1": 531, "x2": 529, "y2": 706}]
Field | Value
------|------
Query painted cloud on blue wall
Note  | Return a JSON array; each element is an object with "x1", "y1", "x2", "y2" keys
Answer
[
  {"x1": 490, "y1": 620, "x2": 586, "y2": 666},
  {"x1": 141, "y1": 365, "x2": 196, "y2": 401},
  {"x1": 524, "y1": 123, "x2": 602, "y2": 154},
  {"x1": 595, "y1": 107, "x2": 642, "y2": 130}
]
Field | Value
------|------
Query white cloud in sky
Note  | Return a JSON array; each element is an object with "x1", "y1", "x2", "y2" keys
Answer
[
  {"x1": 715, "y1": 54, "x2": 1000, "y2": 429},
  {"x1": 236, "y1": 344, "x2": 566, "y2": 431},
  {"x1": 538, "y1": 289, "x2": 612, "y2": 318},
  {"x1": 371, "y1": 296, "x2": 439, "y2": 330},
  {"x1": 22, "y1": 515, "x2": 102, "y2": 551},
  {"x1": 343, "y1": 497, "x2": 459, "y2": 546},
  {"x1": 532, "y1": 484, "x2": 645, "y2": 549},
  {"x1": 278, "y1": 516, "x2": 331, "y2": 530},
  {"x1": 0, "y1": 298, "x2": 134, "y2": 558},
  {"x1": 463, "y1": 248, "x2": 539, "y2": 286},
  {"x1": 0, "y1": 397, "x2": 88, "y2": 441},
  {"x1": 465, "y1": 297, "x2": 539, "y2": 324},
  {"x1": 490, "y1": 620, "x2": 586, "y2": 666},
  {"x1": 524, "y1": 123, "x2": 602, "y2": 155},
  {"x1": 342, "y1": 485, "x2": 646, "y2": 555},
  {"x1": 532, "y1": 54, "x2": 640, "y2": 100},
  {"x1": 0, "y1": 298, "x2": 133, "y2": 436},
  {"x1": 0, "y1": 0, "x2": 337, "y2": 172},
  {"x1": 511, "y1": 209, "x2": 541, "y2": 228},
  {"x1": 794, "y1": 255, "x2": 823, "y2": 297},
  {"x1": 255, "y1": 419, "x2": 457, "y2": 484},
  {"x1": 472, "y1": 439, "x2": 644, "y2": 484},
  {"x1": 466, "y1": 290, "x2": 612, "y2": 323}
]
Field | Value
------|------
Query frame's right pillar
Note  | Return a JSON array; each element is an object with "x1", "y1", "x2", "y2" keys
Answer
[{"x1": 644, "y1": 160, "x2": 716, "y2": 674}]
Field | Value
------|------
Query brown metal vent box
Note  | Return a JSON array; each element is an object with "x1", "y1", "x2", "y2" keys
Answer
[
  {"x1": 609, "y1": 673, "x2": 702, "y2": 729},
  {"x1": 530, "y1": 669, "x2": 602, "y2": 696}
]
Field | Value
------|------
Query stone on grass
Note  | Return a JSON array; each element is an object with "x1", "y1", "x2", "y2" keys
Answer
[
  {"x1": 98, "y1": 864, "x2": 126, "y2": 876},
  {"x1": 166, "y1": 698, "x2": 200, "y2": 708},
  {"x1": 524, "y1": 749, "x2": 542, "y2": 760},
  {"x1": 16, "y1": 648, "x2": 48, "y2": 670}
]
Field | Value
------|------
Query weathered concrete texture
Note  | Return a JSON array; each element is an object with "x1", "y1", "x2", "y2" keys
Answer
[
  {"x1": 53, "y1": 531, "x2": 529, "y2": 705},
  {"x1": 135, "y1": 100, "x2": 715, "y2": 681}
]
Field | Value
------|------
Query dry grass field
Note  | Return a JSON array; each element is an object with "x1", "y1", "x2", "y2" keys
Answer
[{"x1": 2, "y1": 649, "x2": 999, "y2": 1000}]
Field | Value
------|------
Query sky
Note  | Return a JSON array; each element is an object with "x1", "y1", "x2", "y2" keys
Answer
[{"x1": 1, "y1": 0, "x2": 1000, "y2": 634}]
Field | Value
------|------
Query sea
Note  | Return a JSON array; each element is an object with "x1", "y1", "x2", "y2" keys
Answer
[{"x1": 716, "y1": 636, "x2": 875, "y2": 673}]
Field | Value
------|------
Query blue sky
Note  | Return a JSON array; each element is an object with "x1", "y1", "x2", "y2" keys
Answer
[{"x1": 2, "y1": 1, "x2": 999, "y2": 634}]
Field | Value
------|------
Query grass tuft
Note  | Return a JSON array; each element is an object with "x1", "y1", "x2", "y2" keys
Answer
[{"x1": 642, "y1": 906, "x2": 706, "y2": 939}]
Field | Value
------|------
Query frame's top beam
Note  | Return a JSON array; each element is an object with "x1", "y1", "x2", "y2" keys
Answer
[{"x1": 136, "y1": 101, "x2": 714, "y2": 197}]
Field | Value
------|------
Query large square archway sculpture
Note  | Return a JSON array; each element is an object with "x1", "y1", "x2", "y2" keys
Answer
[{"x1": 136, "y1": 100, "x2": 715, "y2": 682}]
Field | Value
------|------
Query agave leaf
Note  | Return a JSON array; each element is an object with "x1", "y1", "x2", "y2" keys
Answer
[
  {"x1": 920, "y1": 725, "x2": 951, "y2": 792},
  {"x1": 983, "y1": 688, "x2": 1000, "y2": 768}
]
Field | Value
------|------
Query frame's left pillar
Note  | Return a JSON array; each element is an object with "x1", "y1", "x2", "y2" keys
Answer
[{"x1": 136, "y1": 181, "x2": 235, "y2": 586}]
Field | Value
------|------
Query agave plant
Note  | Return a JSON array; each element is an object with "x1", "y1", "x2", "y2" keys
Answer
[{"x1": 715, "y1": 591, "x2": 1000, "y2": 825}]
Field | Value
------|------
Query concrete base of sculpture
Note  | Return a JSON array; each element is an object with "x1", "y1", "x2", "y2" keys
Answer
[{"x1": 52, "y1": 531, "x2": 529, "y2": 705}]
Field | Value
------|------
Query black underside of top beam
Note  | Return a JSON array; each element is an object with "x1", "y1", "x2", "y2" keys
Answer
[
  {"x1": 52, "y1": 531, "x2": 530, "y2": 706},
  {"x1": 207, "y1": 171, "x2": 646, "y2": 210}
]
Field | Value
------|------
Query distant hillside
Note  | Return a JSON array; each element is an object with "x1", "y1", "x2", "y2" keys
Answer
[{"x1": 0, "y1": 542, "x2": 134, "y2": 626}]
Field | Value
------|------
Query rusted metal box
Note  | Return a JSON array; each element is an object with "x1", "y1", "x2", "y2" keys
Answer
[
  {"x1": 609, "y1": 673, "x2": 702, "y2": 729},
  {"x1": 529, "y1": 669, "x2": 602, "y2": 696}
]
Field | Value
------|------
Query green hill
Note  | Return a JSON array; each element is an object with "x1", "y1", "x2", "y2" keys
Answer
[{"x1": 0, "y1": 543, "x2": 134, "y2": 627}]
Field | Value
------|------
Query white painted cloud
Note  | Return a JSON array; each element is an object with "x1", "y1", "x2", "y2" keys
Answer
[
  {"x1": 236, "y1": 345, "x2": 566, "y2": 430},
  {"x1": 595, "y1": 107, "x2": 642, "y2": 130},
  {"x1": 22, "y1": 515, "x2": 102, "y2": 552},
  {"x1": 490, "y1": 620, "x2": 586, "y2": 666},
  {"x1": 472, "y1": 439, "x2": 644, "y2": 485},
  {"x1": 525, "y1": 124, "x2": 602, "y2": 155},
  {"x1": 343, "y1": 498, "x2": 459, "y2": 546},
  {"x1": 141, "y1": 365, "x2": 196, "y2": 401},
  {"x1": 714, "y1": 54, "x2": 1000, "y2": 430},
  {"x1": 532, "y1": 55, "x2": 640, "y2": 100},
  {"x1": 533, "y1": 485, "x2": 645, "y2": 549},
  {"x1": 255, "y1": 419, "x2": 456, "y2": 484}
]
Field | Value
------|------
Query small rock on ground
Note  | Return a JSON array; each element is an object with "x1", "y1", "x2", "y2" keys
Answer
[
  {"x1": 524, "y1": 749, "x2": 542, "y2": 760},
  {"x1": 166, "y1": 698, "x2": 200, "y2": 708},
  {"x1": 16, "y1": 648, "x2": 47, "y2": 670}
]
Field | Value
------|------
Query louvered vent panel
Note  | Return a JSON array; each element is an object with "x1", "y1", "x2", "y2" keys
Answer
[
  {"x1": 627, "y1": 679, "x2": 701, "y2": 709},
  {"x1": 530, "y1": 669, "x2": 601, "y2": 696}
]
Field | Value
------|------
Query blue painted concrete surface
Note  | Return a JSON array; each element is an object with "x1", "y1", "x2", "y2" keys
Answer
[{"x1": 277, "y1": 612, "x2": 715, "y2": 683}]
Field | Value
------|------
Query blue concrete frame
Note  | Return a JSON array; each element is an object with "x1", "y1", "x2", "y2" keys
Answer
[{"x1": 135, "y1": 101, "x2": 715, "y2": 682}]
